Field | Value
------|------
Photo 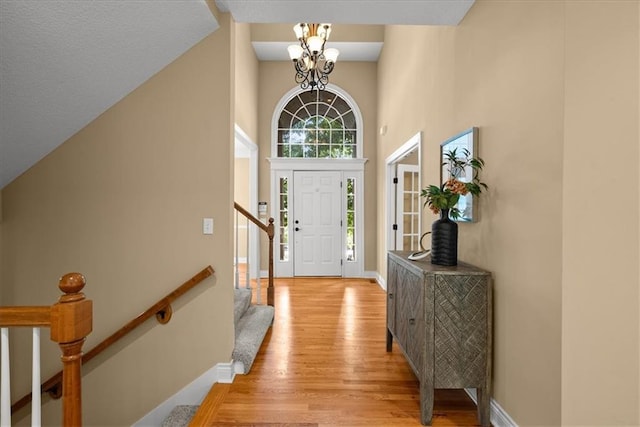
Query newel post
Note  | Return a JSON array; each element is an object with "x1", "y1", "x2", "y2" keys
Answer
[
  {"x1": 267, "y1": 217, "x2": 275, "y2": 307},
  {"x1": 50, "y1": 273, "x2": 93, "y2": 427}
]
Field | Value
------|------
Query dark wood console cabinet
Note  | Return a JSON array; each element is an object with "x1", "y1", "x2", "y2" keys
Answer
[{"x1": 386, "y1": 251, "x2": 492, "y2": 426}]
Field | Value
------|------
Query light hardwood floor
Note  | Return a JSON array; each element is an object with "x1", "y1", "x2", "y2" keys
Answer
[{"x1": 200, "y1": 277, "x2": 484, "y2": 426}]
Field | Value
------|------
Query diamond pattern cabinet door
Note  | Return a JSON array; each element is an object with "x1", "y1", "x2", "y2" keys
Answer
[
  {"x1": 433, "y1": 274, "x2": 488, "y2": 388},
  {"x1": 396, "y1": 268, "x2": 425, "y2": 376}
]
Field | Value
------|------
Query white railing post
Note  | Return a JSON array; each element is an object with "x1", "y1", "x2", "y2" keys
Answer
[
  {"x1": 253, "y1": 221, "x2": 262, "y2": 304},
  {"x1": 32, "y1": 328, "x2": 41, "y2": 427},
  {"x1": 245, "y1": 216, "x2": 250, "y2": 290},
  {"x1": 234, "y1": 209, "x2": 240, "y2": 289},
  {"x1": 1, "y1": 328, "x2": 11, "y2": 427}
]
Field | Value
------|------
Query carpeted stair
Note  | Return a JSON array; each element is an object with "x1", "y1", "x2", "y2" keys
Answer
[
  {"x1": 161, "y1": 289, "x2": 273, "y2": 426},
  {"x1": 232, "y1": 288, "x2": 275, "y2": 374},
  {"x1": 161, "y1": 405, "x2": 197, "y2": 427}
]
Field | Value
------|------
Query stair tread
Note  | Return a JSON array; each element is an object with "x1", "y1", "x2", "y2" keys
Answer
[
  {"x1": 161, "y1": 405, "x2": 198, "y2": 427},
  {"x1": 232, "y1": 304, "x2": 274, "y2": 374},
  {"x1": 234, "y1": 288, "x2": 252, "y2": 326}
]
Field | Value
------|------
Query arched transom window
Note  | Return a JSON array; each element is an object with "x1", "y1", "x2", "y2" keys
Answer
[{"x1": 277, "y1": 89, "x2": 357, "y2": 159}]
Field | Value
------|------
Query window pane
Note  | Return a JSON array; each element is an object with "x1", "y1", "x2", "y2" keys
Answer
[
  {"x1": 317, "y1": 144, "x2": 330, "y2": 158},
  {"x1": 342, "y1": 111, "x2": 356, "y2": 129},
  {"x1": 303, "y1": 144, "x2": 316, "y2": 158},
  {"x1": 318, "y1": 90, "x2": 334, "y2": 105},
  {"x1": 298, "y1": 90, "x2": 316, "y2": 105},
  {"x1": 317, "y1": 129, "x2": 330, "y2": 144},
  {"x1": 276, "y1": 90, "x2": 357, "y2": 159},
  {"x1": 325, "y1": 106, "x2": 341, "y2": 121},
  {"x1": 346, "y1": 177, "x2": 356, "y2": 262},
  {"x1": 347, "y1": 196, "x2": 354, "y2": 211},
  {"x1": 278, "y1": 144, "x2": 290, "y2": 157},
  {"x1": 332, "y1": 97, "x2": 349, "y2": 114},
  {"x1": 279, "y1": 110, "x2": 294, "y2": 128},
  {"x1": 279, "y1": 177, "x2": 289, "y2": 262},
  {"x1": 285, "y1": 95, "x2": 302, "y2": 113},
  {"x1": 330, "y1": 130, "x2": 344, "y2": 145},
  {"x1": 290, "y1": 145, "x2": 303, "y2": 158},
  {"x1": 317, "y1": 103, "x2": 329, "y2": 117},
  {"x1": 343, "y1": 144, "x2": 356, "y2": 158}
]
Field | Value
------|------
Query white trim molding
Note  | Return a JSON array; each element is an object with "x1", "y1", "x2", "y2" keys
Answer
[
  {"x1": 268, "y1": 157, "x2": 368, "y2": 171},
  {"x1": 133, "y1": 362, "x2": 235, "y2": 426},
  {"x1": 385, "y1": 132, "x2": 422, "y2": 253},
  {"x1": 234, "y1": 124, "x2": 260, "y2": 280},
  {"x1": 465, "y1": 389, "x2": 519, "y2": 427}
]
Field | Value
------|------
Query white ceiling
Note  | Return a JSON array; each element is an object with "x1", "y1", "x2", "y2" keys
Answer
[
  {"x1": 216, "y1": 0, "x2": 474, "y2": 25},
  {"x1": 0, "y1": 0, "x2": 474, "y2": 189}
]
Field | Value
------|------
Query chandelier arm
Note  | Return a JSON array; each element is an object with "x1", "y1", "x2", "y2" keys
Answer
[
  {"x1": 290, "y1": 22, "x2": 337, "y2": 91},
  {"x1": 321, "y1": 61, "x2": 335, "y2": 75}
]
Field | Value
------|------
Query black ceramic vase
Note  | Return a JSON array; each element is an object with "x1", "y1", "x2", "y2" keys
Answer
[{"x1": 431, "y1": 208, "x2": 458, "y2": 266}]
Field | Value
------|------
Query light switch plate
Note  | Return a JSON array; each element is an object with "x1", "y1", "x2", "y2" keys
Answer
[{"x1": 203, "y1": 218, "x2": 213, "y2": 235}]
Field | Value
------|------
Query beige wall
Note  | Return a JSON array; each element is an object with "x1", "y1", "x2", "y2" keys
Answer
[
  {"x1": 1, "y1": 13, "x2": 236, "y2": 426},
  {"x1": 257, "y1": 61, "x2": 378, "y2": 272},
  {"x1": 562, "y1": 1, "x2": 639, "y2": 425},
  {"x1": 378, "y1": 1, "x2": 639, "y2": 425},
  {"x1": 235, "y1": 22, "x2": 259, "y2": 142}
]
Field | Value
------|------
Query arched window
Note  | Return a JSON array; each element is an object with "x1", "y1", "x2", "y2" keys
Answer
[{"x1": 276, "y1": 89, "x2": 358, "y2": 159}]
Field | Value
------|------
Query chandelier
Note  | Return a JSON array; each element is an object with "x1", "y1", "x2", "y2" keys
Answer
[{"x1": 287, "y1": 23, "x2": 339, "y2": 91}]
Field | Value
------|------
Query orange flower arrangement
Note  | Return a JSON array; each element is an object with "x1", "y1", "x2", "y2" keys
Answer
[{"x1": 421, "y1": 148, "x2": 487, "y2": 219}]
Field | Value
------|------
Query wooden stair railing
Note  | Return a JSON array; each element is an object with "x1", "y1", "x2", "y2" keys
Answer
[
  {"x1": 234, "y1": 202, "x2": 275, "y2": 307},
  {"x1": 0, "y1": 273, "x2": 93, "y2": 426},
  {"x1": 10, "y1": 265, "x2": 214, "y2": 416}
]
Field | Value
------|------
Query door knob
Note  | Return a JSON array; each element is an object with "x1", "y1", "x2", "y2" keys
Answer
[
  {"x1": 295, "y1": 220, "x2": 299, "y2": 224},
  {"x1": 295, "y1": 227, "x2": 300, "y2": 231}
]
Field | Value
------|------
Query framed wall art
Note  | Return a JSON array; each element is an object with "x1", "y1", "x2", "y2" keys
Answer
[{"x1": 440, "y1": 127, "x2": 479, "y2": 222}]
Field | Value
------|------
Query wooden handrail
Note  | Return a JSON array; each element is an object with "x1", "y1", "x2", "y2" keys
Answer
[
  {"x1": 234, "y1": 203, "x2": 275, "y2": 306},
  {"x1": 1, "y1": 273, "x2": 92, "y2": 426},
  {"x1": 0, "y1": 306, "x2": 52, "y2": 327},
  {"x1": 234, "y1": 202, "x2": 272, "y2": 235},
  {"x1": 10, "y1": 266, "x2": 214, "y2": 415}
]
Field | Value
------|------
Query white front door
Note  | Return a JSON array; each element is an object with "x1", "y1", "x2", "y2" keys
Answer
[{"x1": 293, "y1": 171, "x2": 342, "y2": 276}]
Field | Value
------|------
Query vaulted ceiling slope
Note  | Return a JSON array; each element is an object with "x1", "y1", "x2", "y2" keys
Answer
[
  {"x1": 0, "y1": 0, "x2": 474, "y2": 189},
  {"x1": 0, "y1": 1, "x2": 218, "y2": 189}
]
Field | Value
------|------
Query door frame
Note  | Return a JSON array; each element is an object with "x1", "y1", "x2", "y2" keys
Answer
[
  {"x1": 234, "y1": 124, "x2": 259, "y2": 279},
  {"x1": 385, "y1": 132, "x2": 422, "y2": 252},
  {"x1": 395, "y1": 163, "x2": 421, "y2": 251},
  {"x1": 269, "y1": 158, "x2": 367, "y2": 278}
]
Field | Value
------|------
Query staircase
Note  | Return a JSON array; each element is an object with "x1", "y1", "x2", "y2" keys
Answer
[
  {"x1": 232, "y1": 288, "x2": 275, "y2": 374},
  {"x1": 161, "y1": 288, "x2": 273, "y2": 426}
]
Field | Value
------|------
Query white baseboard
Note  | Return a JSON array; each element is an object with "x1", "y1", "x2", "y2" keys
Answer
[
  {"x1": 363, "y1": 270, "x2": 378, "y2": 281},
  {"x1": 133, "y1": 362, "x2": 235, "y2": 426},
  {"x1": 262, "y1": 270, "x2": 385, "y2": 287},
  {"x1": 369, "y1": 271, "x2": 386, "y2": 290},
  {"x1": 465, "y1": 389, "x2": 518, "y2": 427}
]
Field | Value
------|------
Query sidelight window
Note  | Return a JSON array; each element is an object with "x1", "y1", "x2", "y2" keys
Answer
[{"x1": 279, "y1": 177, "x2": 289, "y2": 262}]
